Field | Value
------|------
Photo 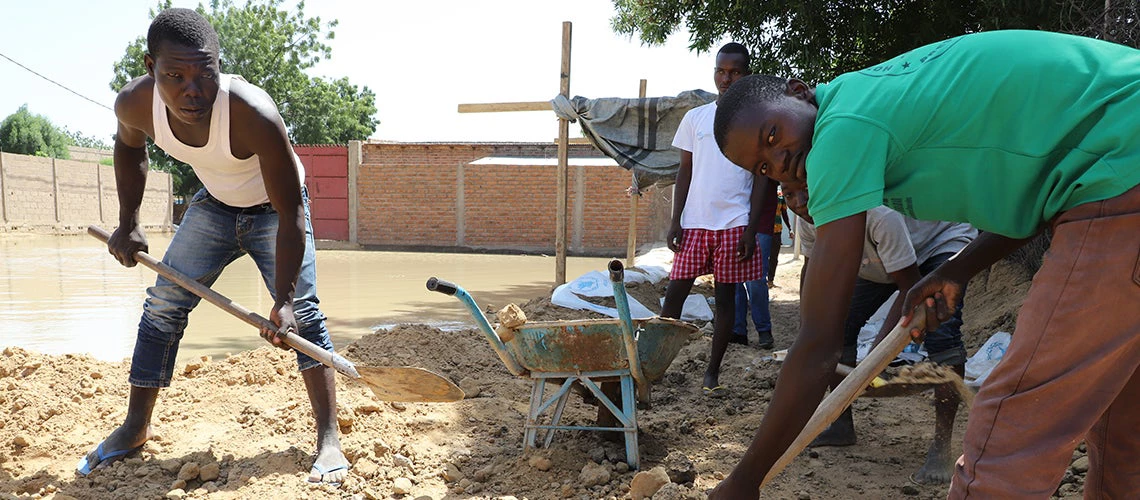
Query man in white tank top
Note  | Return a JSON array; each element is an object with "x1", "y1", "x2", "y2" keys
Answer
[{"x1": 78, "y1": 8, "x2": 348, "y2": 484}]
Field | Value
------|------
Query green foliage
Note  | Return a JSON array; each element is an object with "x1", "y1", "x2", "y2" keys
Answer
[
  {"x1": 65, "y1": 128, "x2": 112, "y2": 150},
  {"x1": 110, "y1": 0, "x2": 378, "y2": 197},
  {"x1": 611, "y1": 1, "x2": 1136, "y2": 83},
  {"x1": 0, "y1": 105, "x2": 72, "y2": 159}
]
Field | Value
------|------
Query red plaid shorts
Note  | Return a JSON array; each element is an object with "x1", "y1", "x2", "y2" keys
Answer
[{"x1": 669, "y1": 225, "x2": 763, "y2": 283}]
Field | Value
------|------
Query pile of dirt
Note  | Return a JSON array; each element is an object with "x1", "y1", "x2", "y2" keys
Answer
[{"x1": 2, "y1": 252, "x2": 1092, "y2": 499}]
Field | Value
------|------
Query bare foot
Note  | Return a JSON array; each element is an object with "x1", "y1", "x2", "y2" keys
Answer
[
  {"x1": 307, "y1": 438, "x2": 350, "y2": 485},
  {"x1": 913, "y1": 440, "x2": 954, "y2": 484},
  {"x1": 77, "y1": 425, "x2": 151, "y2": 475},
  {"x1": 809, "y1": 413, "x2": 856, "y2": 447}
]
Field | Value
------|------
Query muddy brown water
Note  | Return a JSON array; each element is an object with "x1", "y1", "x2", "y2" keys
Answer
[{"x1": 0, "y1": 233, "x2": 612, "y2": 362}]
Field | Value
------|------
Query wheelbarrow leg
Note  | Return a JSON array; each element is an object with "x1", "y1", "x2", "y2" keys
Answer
[
  {"x1": 544, "y1": 388, "x2": 572, "y2": 448},
  {"x1": 621, "y1": 373, "x2": 640, "y2": 470},
  {"x1": 525, "y1": 380, "x2": 544, "y2": 449}
]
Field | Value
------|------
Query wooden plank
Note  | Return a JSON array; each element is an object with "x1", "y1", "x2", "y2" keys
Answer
[
  {"x1": 457, "y1": 101, "x2": 551, "y2": 113},
  {"x1": 627, "y1": 79, "x2": 647, "y2": 267},
  {"x1": 555, "y1": 21, "x2": 572, "y2": 285}
]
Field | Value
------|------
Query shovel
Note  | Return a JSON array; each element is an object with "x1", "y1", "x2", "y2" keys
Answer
[
  {"x1": 88, "y1": 225, "x2": 464, "y2": 403},
  {"x1": 836, "y1": 362, "x2": 974, "y2": 405},
  {"x1": 760, "y1": 308, "x2": 928, "y2": 488}
]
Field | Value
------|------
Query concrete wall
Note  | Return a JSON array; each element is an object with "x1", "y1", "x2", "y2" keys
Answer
[
  {"x1": 0, "y1": 152, "x2": 171, "y2": 232},
  {"x1": 355, "y1": 142, "x2": 672, "y2": 255}
]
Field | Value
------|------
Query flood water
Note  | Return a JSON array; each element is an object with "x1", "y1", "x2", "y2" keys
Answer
[{"x1": 0, "y1": 233, "x2": 612, "y2": 362}]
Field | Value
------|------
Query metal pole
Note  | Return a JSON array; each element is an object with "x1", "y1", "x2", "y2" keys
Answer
[{"x1": 555, "y1": 21, "x2": 572, "y2": 285}]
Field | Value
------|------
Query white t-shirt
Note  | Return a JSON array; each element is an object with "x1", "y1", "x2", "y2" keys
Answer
[
  {"x1": 799, "y1": 206, "x2": 977, "y2": 284},
  {"x1": 672, "y1": 102, "x2": 754, "y2": 230}
]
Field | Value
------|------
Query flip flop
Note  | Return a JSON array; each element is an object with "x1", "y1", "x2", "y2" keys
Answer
[
  {"x1": 308, "y1": 463, "x2": 350, "y2": 485},
  {"x1": 701, "y1": 385, "x2": 727, "y2": 398},
  {"x1": 76, "y1": 441, "x2": 144, "y2": 476}
]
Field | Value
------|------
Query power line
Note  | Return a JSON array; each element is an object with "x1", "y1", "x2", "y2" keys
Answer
[{"x1": 0, "y1": 51, "x2": 114, "y2": 112}]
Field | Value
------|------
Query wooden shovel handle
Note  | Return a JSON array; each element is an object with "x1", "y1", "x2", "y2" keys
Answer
[
  {"x1": 760, "y1": 308, "x2": 926, "y2": 488},
  {"x1": 88, "y1": 225, "x2": 359, "y2": 379}
]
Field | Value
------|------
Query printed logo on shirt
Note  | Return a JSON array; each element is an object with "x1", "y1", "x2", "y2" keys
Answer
[
  {"x1": 859, "y1": 37, "x2": 962, "y2": 77},
  {"x1": 885, "y1": 196, "x2": 917, "y2": 218}
]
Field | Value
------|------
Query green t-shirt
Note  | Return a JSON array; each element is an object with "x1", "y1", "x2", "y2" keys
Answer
[{"x1": 807, "y1": 30, "x2": 1140, "y2": 237}]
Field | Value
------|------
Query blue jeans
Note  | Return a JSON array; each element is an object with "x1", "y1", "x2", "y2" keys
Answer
[
  {"x1": 734, "y1": 233, "x2": 774, "y2": 335},
  {"x1": 840, "y1": 252, "x2": 966, "y2": 366},
  {"x1": 130, "y1": 187, "x2": 333, "y2": 387}
]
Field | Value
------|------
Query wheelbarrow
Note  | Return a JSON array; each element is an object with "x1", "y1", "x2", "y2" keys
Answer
[{"x1": 427, "y1": 259, "x2": 696, "y2": 469}]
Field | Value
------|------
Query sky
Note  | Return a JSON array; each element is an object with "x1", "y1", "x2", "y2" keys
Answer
[{"x1": 0, "y1": 0, "x2": 726, "y2": 144}]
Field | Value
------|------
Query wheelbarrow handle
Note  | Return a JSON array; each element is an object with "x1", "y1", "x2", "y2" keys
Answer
[{"x1": 426, "y1": 277, "x2": 459, "y2": 296}]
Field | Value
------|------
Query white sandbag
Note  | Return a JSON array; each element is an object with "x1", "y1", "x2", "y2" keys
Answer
[
  {"x1": 965, "y1": 331, "x2": 1011, "y2": 389},
  {"x1": 658, "y1": 294, "x2": 713, "y2": 322},
  {"x1": 855, "y1": 290, "x2": 927, "y2": 364},
  {"x1": 550, "y1": 271, "x2": 657, "y2": 319}
]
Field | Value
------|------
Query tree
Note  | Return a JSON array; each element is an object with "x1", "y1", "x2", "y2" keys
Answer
[
  {"x1": 611, "y1": 1, "x2": 1139, "y2": 84},
  {"x1": 0, "y1": 105, "x2": 72, "y2": 159},
  {"x1": 65, "y1": 128, "x2": 112, "y2": 150},
  {"x1": 110, "y1": 0, "x2": 379, "y2": 198}
]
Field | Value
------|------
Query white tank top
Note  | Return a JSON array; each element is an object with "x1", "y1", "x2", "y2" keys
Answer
[{"x1": 152, "y1": 74, "x2": 305, "y2": 207}]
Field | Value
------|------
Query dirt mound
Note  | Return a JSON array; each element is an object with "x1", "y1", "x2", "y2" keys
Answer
[{"x1": 2, "y1": 253, "x2": 1092, "y2": 499}]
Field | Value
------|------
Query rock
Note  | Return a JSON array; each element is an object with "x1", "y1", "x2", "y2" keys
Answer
[
  {"x1": 579, "y1": 461, "x2": 612, "y2": 487},
  {"x1": 458, "y1": 377, "x2": 482, "y2": 398},
  {"x1": 900, "y1": 485, "x2": 919, "y2": 496},
  {"x1": 1071, "y1": 456, "x2": 1090, "y2": 474},
  {"x1": 589, "y1": 446, "x2": 607, "y2": 464},
  {"x1": 177, "y1": 462, "x2": 200, "y2": 481},
  {"x1": 651, "y1": 482, "x2": 685, "y2": 500},
  {"x1": 338, "y1": 413, "x2": 354, "y2": 432},
  {"x1": 160, "y1": 459, "x2": 182, "y2": 474},
  {"x1": 797, "y1": 491, "x2": 814, "y2": 499},
  {"x1": 392, "y1": 477, "x2": 414, "y2": 495},
  {"x1": 393, "y1": 453, "x2": 414, "y2": 472},
  {"x1": 390, "y1": 402, "x2": 407, "y2": 411},
  {"x1": 11, "y1": 436, "x2": 29, "y2": 448},
  {"x1": 355, "y1": 403, "x2": 382, "y2": 414},
  {"x1": 443, "y1": 463, "x2": 464, "y2": 482},
  {"x1": 528, "y1": 455, "x2": 553, "y2": 471},
  {"x1": 354, "y1": 458, "x2": 381, "y2": 479},
  {"x1": 663, "y1": 452, "x2": 696, "y2": 484},
  {"x1": 165, "y1": 489, "x2": 185, "y2": 499},
  {"x1": 199, "y1": 462, "x2": 220, "y2": 482},
  {"x1": 614, "y1": 461, "x2": 630, "y2": 474},
  {"x1": 373, "y1": 439, "x2": 392, "y2": 457},
  {"x1": 170, "y1": 479, "x2": 187, "y2": 491},
  {"x1": 630, "y1": 466, "x2": 670, "y2": 500},
  {"x1": 473, "y1": 465, "x2": 494, "y2": 482}
]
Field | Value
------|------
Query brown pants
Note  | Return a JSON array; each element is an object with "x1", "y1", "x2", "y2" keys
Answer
[{"x1": 950, "y1": 183, "x2": 1140, "y2": 499}]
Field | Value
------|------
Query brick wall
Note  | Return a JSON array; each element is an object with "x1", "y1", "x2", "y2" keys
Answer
[
  {"x1": 0, "y1": 152, "x2": 171, "y2": 232},
  {"x1": 357, "y1": 142, "x2": 672, "y2": 255}
]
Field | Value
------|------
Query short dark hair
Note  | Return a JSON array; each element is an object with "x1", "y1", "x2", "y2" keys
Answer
[
  {"x1": 713, "y1": 74, "x2": 789, "y2": 153},
  {"x1": 717, "y1": 42, "x2": 751, "y2": 67},
  {"x1": 147, "y1": 8, "x2": 220, "y2": 57}
]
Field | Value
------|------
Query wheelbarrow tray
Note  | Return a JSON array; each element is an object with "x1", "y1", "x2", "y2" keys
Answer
[{"x1": 507, "y1": 317, "x2": 696, "y2": 382}]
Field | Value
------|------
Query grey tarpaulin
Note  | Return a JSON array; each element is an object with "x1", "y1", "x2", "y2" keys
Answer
[{"x1": 550, "y1": 89, "x2": 716, "y2": 190}]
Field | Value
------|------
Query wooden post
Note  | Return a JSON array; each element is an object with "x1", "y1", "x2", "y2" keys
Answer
[
  {"x1": 555, "y1": 21, "x2": 572, "y2": 285},
  {"x1": 52, "y1": 158, "x2": 61, "y2": 224},
  {"x1": 348, "y1": 140, "x2": 361, "y2": 245},
  {"x1": 626, "y1": 79, "x2": 647, "y2": 267},
  {"x1": 0, "y1": 151, "x2": 7, "y2": 224}
]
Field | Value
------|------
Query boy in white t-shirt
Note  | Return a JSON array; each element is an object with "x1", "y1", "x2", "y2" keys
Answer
[{"x1": 661, "y1": 43, "x2": 770, "y2": 395}]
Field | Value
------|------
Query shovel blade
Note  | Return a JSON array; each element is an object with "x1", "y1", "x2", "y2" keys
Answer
[{"x1": 356, "y1": 366, "x2": 465, "y2": 403}]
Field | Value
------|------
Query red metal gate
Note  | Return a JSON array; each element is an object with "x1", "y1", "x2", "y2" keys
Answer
[{"x1": 294, "y1": 145, "x2": 349, "y2": 241}]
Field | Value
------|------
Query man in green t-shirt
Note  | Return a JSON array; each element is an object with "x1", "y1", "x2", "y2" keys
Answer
[{"x1": 706, "y1": 30, "x2": 1140, "y2": 499}]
